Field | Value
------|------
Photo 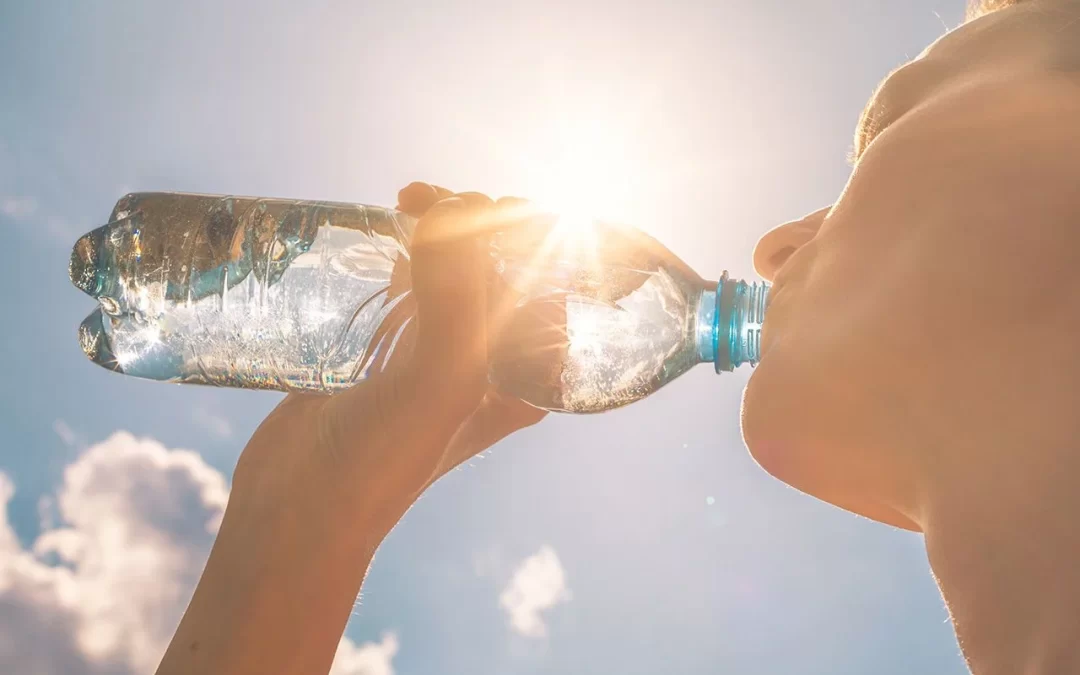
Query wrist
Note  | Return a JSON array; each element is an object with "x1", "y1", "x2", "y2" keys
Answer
[
  {"x1": 229, "y1": 460, "x2": 405, "y2": 561},
  {"x1": 232, "y1": 413, "x2": 422, "y2": 549}
]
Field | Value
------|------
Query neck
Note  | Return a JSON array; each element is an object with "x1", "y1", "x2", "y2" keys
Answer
[
  {"x1": 915, "y1": 360, "x2": 1080, "y2": 675},
  {"x1": 925, "y1": 484, "x2": 1080, "y2": 674}
]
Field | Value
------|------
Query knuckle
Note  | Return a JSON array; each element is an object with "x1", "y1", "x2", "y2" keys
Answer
[
  {"x1": 413, "y1": 194, "x2": 497, "y2": 247},
  {"x1": 398, "y1": 181, "x2": 434, "y2": 203}
]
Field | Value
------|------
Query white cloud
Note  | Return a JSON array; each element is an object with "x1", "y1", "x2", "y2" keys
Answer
[
  {"x1": 472, "y1": 545, "x2": 505, "y2": 579},
  {"x1": 44, "y1": 216, "x2": 81, "y2": 242},
  {"x1": 0, "y1": 432, "x2": 227, "y2": 673},
  {"x1": 329, "y1": 632, "x2": 399, "y2": 675},
  {"x1": 498, "y1": 546, "x2": 571, "y2": 639},
  {"x1": 53, "y1": 419, "x2": 79, "y2": 448},
  {"x1": 0, "y1": 194, "x2": 81, "y2": 243},
  {"x1": 0, "y1": 431, "x2": 398, "y2": 675},
  {"x1": 38, "y1": 495, "x2": 57, "y2": 531},
  {"x1": 191, "y1": 406, "x2": 233, "y2": 439},
  {"x1": 0, "y1": 195, "x2": 36, "y2": 218}
]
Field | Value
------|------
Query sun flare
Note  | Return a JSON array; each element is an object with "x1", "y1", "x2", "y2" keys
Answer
[
  {"x1": 527, "y1": 118, "x2": 636, "y2": 227},
  {"x1": 485, "y1": 108, "x2": 648, "y2": 340}
]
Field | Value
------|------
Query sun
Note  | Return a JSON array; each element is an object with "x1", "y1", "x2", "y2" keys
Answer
[
  {"x1": 482, "y1": 107, "x2": 650, "y2": 339},
  {"x1": 526, "y1": 117, "x2": 637, "y2": 228},
  {"x1": 509, "y1": 116, "x2": 643, "y2": 284}
]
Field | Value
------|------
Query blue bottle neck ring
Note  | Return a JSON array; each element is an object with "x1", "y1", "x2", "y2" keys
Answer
[{"x1": 695, "y1": 273, "x2": 769, "y2": 373}]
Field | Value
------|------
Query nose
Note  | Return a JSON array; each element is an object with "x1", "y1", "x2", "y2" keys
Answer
[{"x1": 752, "y1": 205, "x2": 832, "y2": 281}]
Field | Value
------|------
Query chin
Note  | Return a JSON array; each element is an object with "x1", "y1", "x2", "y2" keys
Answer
[
  {"x1": 741, "y1": 347, "x2": 922, "y2": 533},
  {"x1": 740, "y1": 350, "x2": 816, "y2": 490}
]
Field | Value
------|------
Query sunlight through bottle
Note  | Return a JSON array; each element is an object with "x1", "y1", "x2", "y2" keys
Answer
[{"x1": 70, "y1": 192, "x2": 767, "y2": 413}]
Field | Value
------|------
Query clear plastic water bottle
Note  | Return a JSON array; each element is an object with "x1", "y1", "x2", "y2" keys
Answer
[{"x1": 70, "y1": 192, "x2": 767, "y2": 413}]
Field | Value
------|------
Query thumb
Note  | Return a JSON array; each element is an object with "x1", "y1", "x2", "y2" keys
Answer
[
  {"x1": 321, "y1": 192, "x2": 496, "y2": 463},
  {"x1": 407, "y1": 193, "x2": 496, "y2": 418}
]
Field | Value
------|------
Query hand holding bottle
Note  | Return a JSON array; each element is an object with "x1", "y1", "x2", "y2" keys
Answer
[
  {"x1": 232, "y1": 183, "x2": 546, "y2": 535},
  {"x1": 157, "y1": 189, "x2": 548, "y2": 675}
]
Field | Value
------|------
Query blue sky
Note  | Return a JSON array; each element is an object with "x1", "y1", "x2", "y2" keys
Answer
[{"x1": 1, "y1": 1, "x2": 972, "y2": 673}]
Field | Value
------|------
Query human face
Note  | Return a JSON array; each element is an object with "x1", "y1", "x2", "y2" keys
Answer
[{"x1": 743, "y1": 1, "x2": 1080, "y2": 532}]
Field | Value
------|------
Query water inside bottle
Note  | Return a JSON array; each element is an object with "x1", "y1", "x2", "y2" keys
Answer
[
  {"x1": 72, "y1": 193, "x2": 418, "y2": 390},
  {"x1": 71, "y1": 193, "x2": 717, "y2": 412},
  {"x1": 490, "y1": 218, "x2": 711, "y2": 412}
]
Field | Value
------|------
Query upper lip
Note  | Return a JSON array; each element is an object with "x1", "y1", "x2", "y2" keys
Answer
[
  {"x1": 765, "y1": 283, "x2": 780, "y2": 312},
  {"x1": 765, "y1": 276, "x2": 788, "y2": 312},
  {"x1": 766, "y1": 254, "x2": 804, "y2": 311}
]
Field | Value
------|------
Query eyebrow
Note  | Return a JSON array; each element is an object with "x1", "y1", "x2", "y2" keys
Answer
[
  {"x1": 850, "y1": 94, "x2": 882, "y2": 164},
  {"x1": 849, "y1": 53, "x2": 936, "y2": 164},
  {"x1": 848, "y1": 19, "x2": 971, "y2": 163}
]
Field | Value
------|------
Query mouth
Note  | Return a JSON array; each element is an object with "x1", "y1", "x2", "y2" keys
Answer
[
  {"x1": 758, "y1": 281, "x2": 790, "y2": 360},
  {"x1": 764, "y1": 275, "x2": 790, "y2": 313},
  {"x1": 762, "y1": 238, "x2": 813, "y2": 313},
  {"x1": 765, "y1": 283, "x2": 781, "y2": 312}
]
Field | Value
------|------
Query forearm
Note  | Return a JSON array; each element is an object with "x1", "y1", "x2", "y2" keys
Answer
[{"x1": 156, "y1": 484, "x2": 390, "y2": 675}]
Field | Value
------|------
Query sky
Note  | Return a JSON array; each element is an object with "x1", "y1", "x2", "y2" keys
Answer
[{"x1": 0, "y1": 1, "x2": 974, "y2": 673}]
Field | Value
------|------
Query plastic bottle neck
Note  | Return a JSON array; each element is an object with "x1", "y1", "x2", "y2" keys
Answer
[{"x1": 695, "y1": 273, "x2": 769, "y2": 372}]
